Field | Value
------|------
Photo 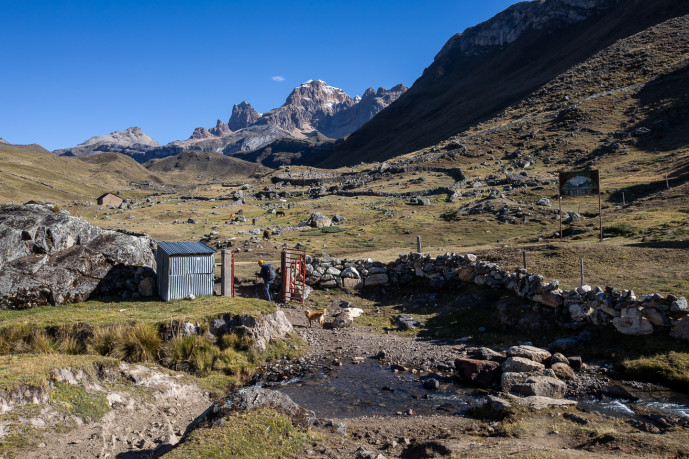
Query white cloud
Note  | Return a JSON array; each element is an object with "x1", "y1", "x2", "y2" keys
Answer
[{"x1": 272, "y1": 75, "x2": 285, "y2": 82}]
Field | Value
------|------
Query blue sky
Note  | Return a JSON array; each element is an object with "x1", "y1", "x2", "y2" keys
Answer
[{"x1": 1, "y1": 1, "x2": 519, "y2": 150}]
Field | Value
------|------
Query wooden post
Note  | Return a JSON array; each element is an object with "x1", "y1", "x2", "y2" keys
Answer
[
  {"x1": 666, "y1": 175, "x2": 670, "y2": 189},
  {"x1": 599, "y1": 190, "x2": 603, "y2": 242},
  {"x1": 622, "y1": 191, "x2": 626, "y2": 206},
  {"x1": 221, "y1": 249, "x2": 232, "y2": 297},
  {"x1": 522, "y1": 251, "x2": 527, "y2": 270},
  {"x1": 559, "y1": 194, "x2": 563, "y2": 242},
  {"x1": 580, "y1": 258, "x2": 584, "y2": 287},
  {"x1": 416, "y1": 236, "x2": 422, "y2": 253}
]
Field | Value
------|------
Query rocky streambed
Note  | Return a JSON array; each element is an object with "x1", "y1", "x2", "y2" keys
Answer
[{"x1": 211, "y1": 304, "x2": 689, "y2": 457}]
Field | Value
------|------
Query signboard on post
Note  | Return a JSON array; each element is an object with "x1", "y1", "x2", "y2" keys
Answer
[
  {"x1": 559, "y1": 170, "x2": 600, "y2": 196},
  {"x1": 557, "y1": 169, "x2": 603, "y2": 242}
]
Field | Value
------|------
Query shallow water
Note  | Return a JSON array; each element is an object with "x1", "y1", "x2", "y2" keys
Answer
[
  {"x1": 275, "y1": 359, "x2": 689, "y2": 421},
  {"x1": 276, "y1": 360, "x2": 482, "y2": 418},
  {"x1": 577, "y1": 391, "x2": 689, "y2": 420}
]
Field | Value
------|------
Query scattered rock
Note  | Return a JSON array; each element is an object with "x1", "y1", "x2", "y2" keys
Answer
[
  {"x1": 507, "y1": 345, "x2": 551, "y2": 363},
  {"x1": 563, "y1": 412, "x2": 589, "y2": 425},
  {"x1": 454, "y1": 358, "x2": 501, "y2": 388},
  {"x1": 550, "y1": 362, "x2": 575, "y2": 381}
]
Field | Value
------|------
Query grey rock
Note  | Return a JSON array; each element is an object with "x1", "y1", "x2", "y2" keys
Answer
[
  {"x1": 304, "y1": 212, "x2": 332, "y2": 228},
  {"x1": 671, "y1": 297, "x2": 688, "y2": 312},
  {"x1": 501, "y1": 357, "x2": 545, "y2": 373},
  {"x1": 550, "y1": 362, "x2": 575, "y2": 380},
  {"x1": 612, "y1": 316, "x2": 654, "y2": 335},
  {"x1": 512, "y1": 375, "x2": 566, "y2": 399},
  {"x1": 394, "y1": 314, "x2": 424, "y2": 330},
  {"x1": 0, "y1": 203, "x2": 155, "y2": 309},
  {"x1": 409, "y1": 196, "x2": 431, "y2": 206},
  {"x1": 365, "y1": 273, "x2": 389, "y2": 287},
  {"x1": 215, "y1": 387, "x2": 315, "y2": 429},
  {"x1": 506, "y1": 345, "x2": 551, "y2": 363},
  {"x1": 550, "y1": 353, "x2": 569, "y2": 365},
  {"x1": 670, "y1": 316, "x2": 689, "y2": 341},
  {"x1": 500, "y1": 372, "x2": 530, "y2": 392}
]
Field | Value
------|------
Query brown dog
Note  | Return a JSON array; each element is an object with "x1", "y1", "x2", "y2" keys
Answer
[{"x1": 305, "y1": 309, "x2": 327, "y2": 328}]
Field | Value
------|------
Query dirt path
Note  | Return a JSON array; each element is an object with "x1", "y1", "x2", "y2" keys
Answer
[{"x1": 25, "y1": 364, "x2": 212, "y2": 459}]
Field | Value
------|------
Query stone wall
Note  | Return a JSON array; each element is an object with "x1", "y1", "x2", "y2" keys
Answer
[{"x1": 300, "y1": 252, "x2": 689, "y2": 340}]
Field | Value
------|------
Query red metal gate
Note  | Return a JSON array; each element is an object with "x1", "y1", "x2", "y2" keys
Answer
[{"x1": 280, "y1": 248, "x2": 306, "y2": 304}]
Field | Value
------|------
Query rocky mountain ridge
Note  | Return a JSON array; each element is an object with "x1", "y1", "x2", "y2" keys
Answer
[
  {"x1": 54, "y1": 126, "x2": 160, "y2": 158},
  {"x1": 52, "y1": 80, "x2": 405, "y2": 162}
]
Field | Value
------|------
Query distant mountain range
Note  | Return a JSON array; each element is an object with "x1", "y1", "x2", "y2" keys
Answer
[{"x1": 53, "y1": 80, "x2": 406, "y2": 162}]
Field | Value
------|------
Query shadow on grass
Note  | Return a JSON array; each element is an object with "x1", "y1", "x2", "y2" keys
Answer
[{"x1": 625, "y1": 240, "x2": 689, "y2": 249}]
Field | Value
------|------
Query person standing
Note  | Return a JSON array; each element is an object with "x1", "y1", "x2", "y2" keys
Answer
[{"x1": 256, "y1": 260, "x2": 276, "y2": 301}]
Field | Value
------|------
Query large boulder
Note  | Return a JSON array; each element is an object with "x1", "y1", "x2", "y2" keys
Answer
[
  {"x1": 501, "y1": 356, "x2": 545, "y2": 373},
  {"x1": 454, "y1": 358, "x2": 501, "y2": 388},
  {"x1": 0, "y1": 203, "x2": 155, "y2": 309},
  {"x1": 512, "y1": 376, "x2": 566, "y2": 399},
  {"x1": 506, "y1": 345, "x2": 551, "y2": 363},
  {"x1": 210, "y1": 387, "x2": 315, "y2": 429},
  {"x1": 303, "y1": 212, "x2": 332, "y2": 228},
  {"x1": 208, "y1": 311, "x2": 293, "y2": 351}
]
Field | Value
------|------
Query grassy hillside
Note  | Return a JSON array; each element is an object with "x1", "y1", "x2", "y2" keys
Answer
[
  {"x1": 144, "y1": 150, "x2": 266, "y2": 181},
  {"x1": 0, "y1": 146, "x2": 163, "y2": 203},
  {"x1": 321, "y1": 0, "x2": 689, "y2": 167}
]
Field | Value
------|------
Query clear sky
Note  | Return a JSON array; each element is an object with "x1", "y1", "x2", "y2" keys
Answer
[{"x1": 1, "y1": 1, "x2": 519, "y2": 150}]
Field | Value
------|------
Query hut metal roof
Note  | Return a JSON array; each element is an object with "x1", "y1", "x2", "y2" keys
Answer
[{"x1": 156, "y1": 241, "x2": 216, "y2": 256}]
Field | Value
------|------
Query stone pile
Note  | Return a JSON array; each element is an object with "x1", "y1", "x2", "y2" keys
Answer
[
  {"x1": 301, "y1": 251, "x2": 689, "y2": 340},
  {"x1": 455, "y1": 344, "x2": 579, "y2": 400}
]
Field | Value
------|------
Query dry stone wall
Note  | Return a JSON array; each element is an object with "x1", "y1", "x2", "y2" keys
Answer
[{"x1": 301, "y1": 252, "x2": 689, "y2": 341}]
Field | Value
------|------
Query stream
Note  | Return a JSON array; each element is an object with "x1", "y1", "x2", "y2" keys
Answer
[{"x1": 268, "y1": 360, "x2": 689, "y2": 422}]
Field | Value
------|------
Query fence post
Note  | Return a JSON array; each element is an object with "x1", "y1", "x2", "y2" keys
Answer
[
  {"x1": 580, "y1": 258, "x2": 585, "y2": 287},
  {"x1": 416, "y1": 236, "x2": 422, "y2": 253},
  {"x1": 522, "y1": 251, "x2": 527, "y2": 270},
  {"x1": 221, "y1": 249, "x2": 232, "y2": 297}
]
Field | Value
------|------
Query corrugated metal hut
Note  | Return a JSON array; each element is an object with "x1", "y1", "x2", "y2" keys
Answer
[{"x1": 155, "y1": 242, "x2": 216, "y2": 301}]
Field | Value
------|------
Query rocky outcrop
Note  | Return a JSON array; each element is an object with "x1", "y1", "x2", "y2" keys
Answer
[
  {"x1": 228, "y1": 101, "x2": 261, "y2": 131},
  {"x1": 317, "y1": 84, "x2": 408, "y2": 139},
  {"x1": 256, "y1": 80, "x2": 356, "y2": 134},
  {"x1": 209, "y1": 387, "x2": 316, "y2": 429},
  {"x1": 54, "y1": 127, "x2": 160, "y2": 158},
  {"x1": 0, "y1": 203, "x2": 155, "y2": 309},
  {"x1": 207, "y1": 311, "x2": 293, "y2": 351}
]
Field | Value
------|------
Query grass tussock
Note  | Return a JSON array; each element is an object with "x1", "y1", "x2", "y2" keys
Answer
[
  {"x1": 621, "y1": 351, "x2": 689, "y2": 390},
  {"x1": 113, "y1": 323, "x2": 163, "y2": 363},
  {"x1": 87, "y1": 324, "x2": 125, "y2": 356},
  {"x1": 164, "y1": 408, "x2": 316, "y2": 459}
]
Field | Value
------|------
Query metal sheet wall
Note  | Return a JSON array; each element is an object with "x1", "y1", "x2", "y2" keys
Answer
[
  {"x1": 169, "y1": 255, "x2": 214, "y2": 276},
  {"x1": 155, "y1": 252, "x2": 215, "y2": 301},
  {"x1": 165, "y1": 273, "x2": 214, "y2": 300}
]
